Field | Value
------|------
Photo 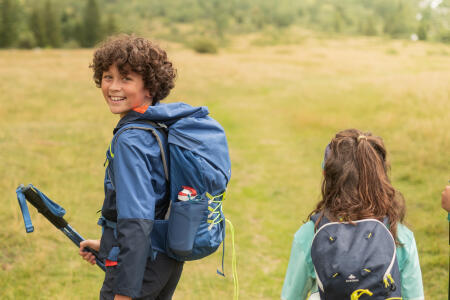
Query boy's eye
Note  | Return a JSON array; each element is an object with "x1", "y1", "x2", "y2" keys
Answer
[
  {"x1": 123, "y1": 77, "x2": 132, "y2": 81},
  {"x1": 103, "y1": 75, "x2": 112, "y2": 80}
]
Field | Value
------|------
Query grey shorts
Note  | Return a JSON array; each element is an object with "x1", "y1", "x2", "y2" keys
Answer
[{"x1": 99, "y1": 253, "x2": 184, "y2": 300}]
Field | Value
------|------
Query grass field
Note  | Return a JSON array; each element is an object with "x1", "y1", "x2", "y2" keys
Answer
[{"x1": 0, "y1": 34, "x2": 449, "y2": 299}]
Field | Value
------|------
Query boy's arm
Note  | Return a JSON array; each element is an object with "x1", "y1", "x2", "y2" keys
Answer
[{"x1": 112, "y1": 130, "x2": 162, "y2": 298}]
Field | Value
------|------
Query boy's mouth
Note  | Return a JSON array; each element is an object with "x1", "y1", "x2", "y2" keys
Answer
[{"x1": 110, "y1": 96, "x2": 126, "y2": 102}]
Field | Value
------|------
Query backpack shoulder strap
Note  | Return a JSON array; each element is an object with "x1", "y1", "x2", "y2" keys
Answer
[
  {"x1": 310, "y1": 212, "x2": 331, "y2": 231},
  {"x1": 113, "y1": 121, "x2": 169, "y2": 181}
]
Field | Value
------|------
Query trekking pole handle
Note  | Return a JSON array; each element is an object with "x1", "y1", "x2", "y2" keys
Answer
[
  {"x1": 63, "y1": 225, "x2": 106, "y2": 272},
  {"x1": 82, "y1": 247, "x2": 106, "y2": 271}
]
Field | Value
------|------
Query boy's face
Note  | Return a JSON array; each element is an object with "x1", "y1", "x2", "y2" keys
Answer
[{"x1": 101, "y1": 64, "x2": 151, "y2": 118}]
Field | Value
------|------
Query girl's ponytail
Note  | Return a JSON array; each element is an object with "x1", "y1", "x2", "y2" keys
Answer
[{"x1": 311, "y1": 129, "x2": 405, "y2": 243}]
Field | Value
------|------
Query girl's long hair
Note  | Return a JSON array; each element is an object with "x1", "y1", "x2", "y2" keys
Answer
[{"x1": 309, "y1": 129, "x2": 405, "y2": 243}]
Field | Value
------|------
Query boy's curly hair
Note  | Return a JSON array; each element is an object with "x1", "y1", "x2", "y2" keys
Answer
[{"x1": 90, "y1": 35, "x2": 176, "y2": 102}]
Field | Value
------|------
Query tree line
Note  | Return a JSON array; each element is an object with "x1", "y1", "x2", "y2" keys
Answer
[
  {"x1": 0, "y1": 0, "x2": 449, "y2": 49},
  {"x1": 0, "y1": 0, "x2": 116, "y2": 48}
]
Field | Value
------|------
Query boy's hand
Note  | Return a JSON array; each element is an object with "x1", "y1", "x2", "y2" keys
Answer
[
  {"x1": 79, "y1": 239, "x2": 100, "y2": 265},
  {"x1": 114, "y1": 295, "x2": 132, "y2": 300},
  {"x1": 441, "y1": 186, "x2": 450, "y2": 213}
]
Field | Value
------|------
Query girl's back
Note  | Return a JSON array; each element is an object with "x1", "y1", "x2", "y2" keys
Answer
[{"x1": 281, "y1": 129, "x2": 424, "y2": 300}]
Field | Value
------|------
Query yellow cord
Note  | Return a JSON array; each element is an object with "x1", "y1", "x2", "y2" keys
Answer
[
  {"x1": 206, "y1": 192, "x2": 225, "y2": 230},
  {"x1": 206, "y1": 192, "x2": 238, "y2": 299},
  {"x1": 226, "y1": 218, "x2": 239, "y2": 300},
  {"x1": 350, "y1": 289, "x2": 373, "y2": 300}
]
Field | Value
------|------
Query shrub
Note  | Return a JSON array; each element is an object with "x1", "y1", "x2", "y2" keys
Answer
[
  {"x1": 189, "y1": 37, "x2": 218, "y2": 54},
  {"x1": 17, "y1": 31, "x2": 37, "y2": 49}
]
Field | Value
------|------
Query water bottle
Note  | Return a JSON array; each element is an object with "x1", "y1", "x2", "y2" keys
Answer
[{"x1": 177, "y1": 186, "x2": 197, "y2": 202}]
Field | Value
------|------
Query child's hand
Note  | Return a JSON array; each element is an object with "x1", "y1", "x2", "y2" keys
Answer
[
  {"x1": 114, "y1": 295, "x2": 132, "y2": 300},
  {"x1": 441, "y1": 185, "x2": 450, "y2": 213},
  {"x1": 79, "y1": 239, "x2": 100, "y2": 265}
]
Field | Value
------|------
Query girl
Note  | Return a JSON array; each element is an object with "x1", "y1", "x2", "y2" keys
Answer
[{"x1": 281, "y1": 129, "x2": 424, "y2": 300}]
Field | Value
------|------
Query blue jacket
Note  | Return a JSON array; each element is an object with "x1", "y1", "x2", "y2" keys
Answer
[{"x1": 99, "y1": 102, "x2": 207, "y2": 298}]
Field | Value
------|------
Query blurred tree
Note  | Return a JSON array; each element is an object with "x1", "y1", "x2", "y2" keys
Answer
[
  {"x1": 361, "y1": 15, "x2": 378, "y2": 36},
  {"x1": 82, "y1": 0, "x2": 102, "y2": 47},
  {"x1": 417, "y1": 7, "x2": 432, "y2": 41},
  {"x1": 0, "y1": 0, "x2": 20, "y2": 47},
  {"x1": 199, "y1": 0, "x2": 230, "y2": 38},
  {"x1": 434, "y1": 0, "x2": 450, "y2": 43},
  {"x1": 43, "y1": 0, "x2": 62, "y2": 47},
  {"x1": 103, "y1": 14, "x2": 118, "y2": 38},
  {"x1": 60, "y1": 6, "x2": 81, "y2": 46},
  {"x1": 378, "y1": 0, "x2": 417, "y2": 38},
  {"x1": 29, "y1": 4, "x2": 47, "y2": 47}
]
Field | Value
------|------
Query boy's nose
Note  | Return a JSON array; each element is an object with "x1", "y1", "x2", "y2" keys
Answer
[{"x1": 109, "y1": 80, "x2": 122, "y2": 91}]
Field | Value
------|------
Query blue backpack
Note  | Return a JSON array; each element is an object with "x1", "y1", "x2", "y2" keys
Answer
[
  {"x1": 310, "y1": 214, "x2": 401, "y2": 300},
  {"x1": 114, "y1": 107, "x2": 233, "y2": 269},
  {"x1": 105, "y1": 105, "x2": 238, "y2": 298}
]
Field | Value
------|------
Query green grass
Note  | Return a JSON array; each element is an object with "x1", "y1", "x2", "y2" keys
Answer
[{"x1": 0, "y1": 35, "x2": 449, "y2": 299}]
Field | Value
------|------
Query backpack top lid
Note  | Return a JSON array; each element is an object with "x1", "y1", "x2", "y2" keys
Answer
[
  {"x1": 310, "y1": 214, "x2": 401, "y2": 300},
  {"x1": 168, "y1": 113, "x2": 231, "y2": 184},
  {"x1": 120, "y1": 102, "x2": 231, "y2": 184}
]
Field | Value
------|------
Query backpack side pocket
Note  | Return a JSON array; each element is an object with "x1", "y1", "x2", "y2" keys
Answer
[{"x1": 167, "y1": 197, "x2": 208, "y2": 257}]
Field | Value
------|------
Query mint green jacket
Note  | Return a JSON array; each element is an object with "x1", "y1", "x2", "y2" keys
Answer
[{"x1": 282, "y1": 221, "x2": 424, "y2": 300}]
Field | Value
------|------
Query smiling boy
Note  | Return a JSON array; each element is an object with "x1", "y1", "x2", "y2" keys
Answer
[
  {"x1": 101, "y1": 64, "x2": 152, "y2": 118},
  {"x1": 78, "y1": 35, "x2": 184, "y2": 300}
]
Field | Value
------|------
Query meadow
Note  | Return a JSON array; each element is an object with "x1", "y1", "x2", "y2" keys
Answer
[{"x1": 0, "y1": 34, "x2": 449, "y2": 299}]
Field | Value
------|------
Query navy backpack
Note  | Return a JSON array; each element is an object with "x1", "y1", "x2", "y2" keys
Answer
[{"x1": 310, "y1": 214, "x2": 402, "y2": 300}]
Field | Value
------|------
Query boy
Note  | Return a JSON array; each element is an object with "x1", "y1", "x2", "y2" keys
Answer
[{"x1": 79, "y1": 35, "x2": 184, "y2": 300}]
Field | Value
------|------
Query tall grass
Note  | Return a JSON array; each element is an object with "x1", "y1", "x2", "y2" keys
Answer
[{"x1": 0, "y1": 35, "x2": 449, "y2": 299}]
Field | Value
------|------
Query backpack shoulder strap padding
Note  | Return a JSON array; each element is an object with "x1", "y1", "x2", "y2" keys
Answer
[
  {"x1": 113, "y1": 122, "x2": 169, "y2": 181},
  {"x1": 310, "y1": 212, "x2": 331, "y2": 231}
]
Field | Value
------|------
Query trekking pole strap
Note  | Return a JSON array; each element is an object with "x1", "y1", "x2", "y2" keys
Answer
[
  {"x1": 19, "y1": 184, "x2": 68, "y2": 229},
  {"x1": 16, "y1": 185, "x2": 34, "y2": 233}
]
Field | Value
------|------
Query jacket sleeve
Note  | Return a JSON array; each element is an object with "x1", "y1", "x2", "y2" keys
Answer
[
  {"x1": 397, "y1": 225, "x2": 424, "y2": 300},
  {"x1": 281, "y1": 221, "x2": 316, "y2": 300},
  {"x1": 112, "y1": 129, "x2": 163, "y2": 298}
]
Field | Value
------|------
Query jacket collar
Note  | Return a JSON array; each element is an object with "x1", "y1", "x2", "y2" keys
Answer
[{"x1": 112, "y1": 102, "x2": 160, "y2": 134}]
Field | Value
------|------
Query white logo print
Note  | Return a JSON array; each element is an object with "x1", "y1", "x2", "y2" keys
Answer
[{"x1": 346, "y1": 274, "x2": 359, "y2": 283}]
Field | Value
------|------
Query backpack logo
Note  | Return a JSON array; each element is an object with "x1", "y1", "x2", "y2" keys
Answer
[{"x1": 346, "y1": 274, "x2": 359, "y2": 283}]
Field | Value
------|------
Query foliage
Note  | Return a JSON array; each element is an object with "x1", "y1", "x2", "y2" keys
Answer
[
  {"x1": 43, "y1": 0, "x2": 62, "y2": 48},
  {"x1": 1, "y1": 0, "x2": 450, "y2": 49},
  {"x1": 189, "y1": 37, "x2": 218, "y2": 54},
  {"x1": 82, "y1": 0, "x2": 102, "y2": 47},
  {"x1": 0, "y1": 0, "x2": 20, "y2": 47}
]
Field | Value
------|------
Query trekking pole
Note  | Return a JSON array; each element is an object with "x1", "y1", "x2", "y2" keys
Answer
[{"x1": 16, "y1": 184, "x2": 106, "y2": 272}]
